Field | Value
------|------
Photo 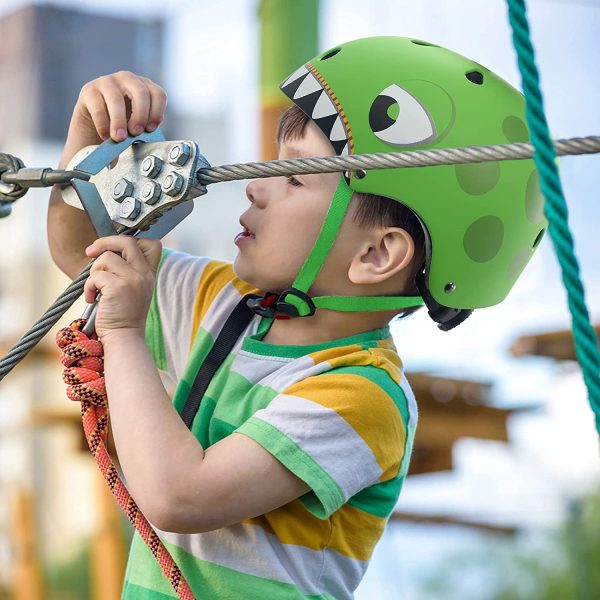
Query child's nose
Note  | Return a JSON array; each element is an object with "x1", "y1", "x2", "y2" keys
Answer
[{"x1": 245, "y1": 179, "x2": 268, "y2": 207}]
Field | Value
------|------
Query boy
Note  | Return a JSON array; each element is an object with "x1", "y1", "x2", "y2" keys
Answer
[{"x1": 48, "y1": 37, "x2": 544, "y2": 599}]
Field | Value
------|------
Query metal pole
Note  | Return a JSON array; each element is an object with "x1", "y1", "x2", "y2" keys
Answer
[{"x1": 259, "y1": 0, "x2": 319, "y2": 160}]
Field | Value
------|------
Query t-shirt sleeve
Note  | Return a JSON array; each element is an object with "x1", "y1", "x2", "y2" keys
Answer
[
  {"x1": 144, "y1": 248, "x2": 213, "y2": 383},
  {"x1": 235, "y1": 368, "x2": 410, "y2": 519}
]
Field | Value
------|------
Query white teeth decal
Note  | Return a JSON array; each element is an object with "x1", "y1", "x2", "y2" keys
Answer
[
  {"x1": 293, "y1": 73, "x2": 322, "y2": 99},
  {"x1": 311, "y1": 91, "x2": 338, "y2": 120},
  {"x1": 282, "y1": 64, "x2": 309, "y2": 88},
  {"x1": 329, "y1": 117, "x2": 347, "y2": 142},
  {"x1": 281, "y1": 65, "x2": 353, "y2": 157}
]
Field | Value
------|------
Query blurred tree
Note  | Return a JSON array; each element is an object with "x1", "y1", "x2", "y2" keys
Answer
[{"x1": 421, "y1": 487, "x2": 600, "y2": 600}]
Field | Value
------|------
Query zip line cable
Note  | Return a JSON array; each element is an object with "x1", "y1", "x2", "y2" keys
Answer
[
  {"x1": 194, "y1": 135, "x2": 600, "y2": 185},
  {"x1": 1, "y1": 133, "x2": 600, "y2": 381}
]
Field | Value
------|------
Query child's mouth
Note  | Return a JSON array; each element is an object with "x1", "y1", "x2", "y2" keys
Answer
[{"x1": 234, "y1": 227, "x2": 255, "y2": 245}]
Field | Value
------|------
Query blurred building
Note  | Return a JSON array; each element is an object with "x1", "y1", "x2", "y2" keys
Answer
[
  {"x1": 0, "y1": 4, "x2": 163, "y2": 146},
  {"x1": 0, "y1": 3, "x2": 242, "y2": 593}
]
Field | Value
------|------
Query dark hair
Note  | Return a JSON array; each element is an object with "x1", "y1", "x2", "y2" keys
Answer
[{"x1": 277, "y1": 104, "x2": 425, "y2": 318}]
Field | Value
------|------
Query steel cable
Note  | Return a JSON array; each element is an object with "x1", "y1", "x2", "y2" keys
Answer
[{"x1": 1, "y1": 134, "x2": 599, "y2": 380}]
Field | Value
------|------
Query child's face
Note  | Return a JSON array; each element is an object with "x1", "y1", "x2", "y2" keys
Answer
[{"x1": 233, "y1": 119, "x2": 354, "y2": 294}]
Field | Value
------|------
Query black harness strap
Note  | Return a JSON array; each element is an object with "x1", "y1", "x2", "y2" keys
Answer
[{"x1": 180, "y1": 293, "x2": 260, "y2": 429}]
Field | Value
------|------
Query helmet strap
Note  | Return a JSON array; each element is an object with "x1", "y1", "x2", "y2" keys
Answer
[{"x1": 249, "y1": 176, "x2": 425, "y2": 320}]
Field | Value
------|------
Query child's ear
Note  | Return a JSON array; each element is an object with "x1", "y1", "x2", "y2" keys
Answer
[{"x1": 348, "y1": 227, "x2": 415, "y2": 285}]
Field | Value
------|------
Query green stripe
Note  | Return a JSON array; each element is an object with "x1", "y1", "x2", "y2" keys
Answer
[
  {"x1": 242, "y1": 326, "x2": 391, "y2": 358},
  {"x1": 236, "y1": 418, "x2": 344, "y2": 519},
  {"x1": 124, "y1": 533, "x2": 335, "y2": 599},
  {"x1": 213, "y1": 380, "x2": 279, "y2": 426},
  {"x1": 121, "y1": 581, "x2": 176, "y2": 599},
  {"x1": 347, "y1": 474, "x2": 405, "y2": 518},
  {"x1": 144, "y1": 248, "x2": 173, "y2": 371},
  {"x1": 172, "y1": 327, "x2": 215, "y2": 415}
]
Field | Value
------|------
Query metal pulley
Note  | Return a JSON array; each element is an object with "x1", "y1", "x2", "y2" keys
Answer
[{"x1": 0, "y1": 130, "x2": 212, "y2": 235}]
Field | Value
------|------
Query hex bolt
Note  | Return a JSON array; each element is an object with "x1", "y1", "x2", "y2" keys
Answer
[
  {"x1": 141, "y1": 155, "x2": 163, "y2": 178},
  {"x1": 119, "y1": 197, "x2": 141, "y2": 220},
  {"x1": 141, "y1": 181, "x2": 161, "y2": 205},
  {"x1": 162, "y1": 172, "x2": 184, "y2": 196},
  {"x1": 112, "y1": 178, "x2": 133, "y2": 202},
  {"x1": 168, "y1": 142, "x2": 191, "y2": 166}
]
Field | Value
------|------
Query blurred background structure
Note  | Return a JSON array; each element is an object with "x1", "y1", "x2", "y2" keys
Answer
[{"x1": 0, "y1": 0, "x2": 598, "y2": 598}]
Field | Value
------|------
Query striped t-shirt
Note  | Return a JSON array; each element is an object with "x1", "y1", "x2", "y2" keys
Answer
[{"x1": 122, "y1": 248, "x2": 418, "y2": 599}]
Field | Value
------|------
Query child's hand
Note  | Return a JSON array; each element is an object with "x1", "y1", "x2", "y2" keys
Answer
[
  {"x1": 67, "y1": 71, "x2": 167, "y2": 148},
  {"x1": 83, "y1": 236, "x2": 162, "y2": 341}
]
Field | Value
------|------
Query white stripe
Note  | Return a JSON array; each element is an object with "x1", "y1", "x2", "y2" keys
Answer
[
  {"x1": 157, "y1": 522, "x2": 365, "y2": 599},
  {"x1": 253, "y1": 394, "x2": 382, "y2": 499},
  {"x1": 260, "y1": 354, "x2": 330, "y2": 393},
  {"x1": 293, "y1": 72, "x2": 322, "y2": 99},
  {"x1": 399, "y1": 375, "x2": 418, "y2": 429},
  {"x1": 311, "y1": 90, "x2": 338, "y2": 119},
  {"x1": 200, "y1": 281, "x2": 244, "y2": 340},
  {"x1": 156, "y1": 251, "x2": 212, "y2": 380},
  {"x1": 229, "y1": 351, "x2": 284, "y2": 384}
]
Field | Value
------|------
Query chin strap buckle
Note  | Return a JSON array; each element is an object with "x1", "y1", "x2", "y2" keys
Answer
[
  {"x1": 247, "y1": 288, "x2": 316, "y2": 319},
  {"x1": 416, "y1": 272, "x2": 473, "y2": 331}
]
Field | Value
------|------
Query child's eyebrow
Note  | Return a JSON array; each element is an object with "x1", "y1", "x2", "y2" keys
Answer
[{"x1": 282, "y1": 145, "x2": 308, "y2": 159}]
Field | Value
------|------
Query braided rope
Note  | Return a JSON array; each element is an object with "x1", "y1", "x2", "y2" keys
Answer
[
  {"x1": 508, "y1": 0, "x2": 600, "y2": 434},
  {"x1": 55, "y1": 320, "x2": 195, "y2": 599}
]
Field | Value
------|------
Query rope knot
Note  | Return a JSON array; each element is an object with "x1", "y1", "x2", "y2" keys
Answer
[{"x1": 56, "y1": 319, "x2": 107, "y2": 407}]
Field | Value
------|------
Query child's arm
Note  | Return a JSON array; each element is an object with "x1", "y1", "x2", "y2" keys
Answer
[
  {"x1": 85, "y1": 236, "x2": 311, "y2": 534},
  {"x1": 47, "y1": 72, "x2": 167, "y2": 279}
]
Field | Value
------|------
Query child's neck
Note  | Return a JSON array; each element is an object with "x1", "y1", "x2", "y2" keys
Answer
[{"x1": 261, "y1": 308, "x2": 395, "y2": 347}]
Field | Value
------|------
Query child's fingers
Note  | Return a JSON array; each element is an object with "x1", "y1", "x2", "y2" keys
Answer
[
  {"x1": 90, "y1": 250, "x2": 135, "y2": 280},
  {"x1": 81, "y1": 88, "x2": 111, "y2": 141},
  {"x1": 139, "y1": 76, "x2": 167, "y2": 131},
  {"x1": 93, "y1": 77, "x2": 129, "y2": 142},
  {"x1": 120, "y1": 76, "x2": 152, "y2": 136},
  {"x1": 83, "y1": 269, "x2": 113, "y2": 303},
  {"x1": 86, "y1": 236, "x2": 152, "y2": 276},
  {"x1": 136, "y1": 239, "x2": 163, "y2": 271}
]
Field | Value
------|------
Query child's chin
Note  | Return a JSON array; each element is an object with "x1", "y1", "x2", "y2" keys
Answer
[
  {"x1": 233, "y1": 260, "x2": 262, "y2": 289},
  {"x1": 232, "y1": 262, "x2": 288, "y2": 293}
]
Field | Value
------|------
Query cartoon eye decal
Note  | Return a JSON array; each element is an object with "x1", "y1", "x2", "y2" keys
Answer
[{"x1": 368, "y1": 84, "x2": 436, "y2": 146}]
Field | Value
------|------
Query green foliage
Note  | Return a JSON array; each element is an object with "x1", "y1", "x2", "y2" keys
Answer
[{"x1": 422, "y1": 488, "x2": 600, "y2": 600}]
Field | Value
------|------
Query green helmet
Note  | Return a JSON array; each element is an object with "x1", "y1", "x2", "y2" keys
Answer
[{"x1": 266, "y1": 36, "x2": 547, "y2": 330}]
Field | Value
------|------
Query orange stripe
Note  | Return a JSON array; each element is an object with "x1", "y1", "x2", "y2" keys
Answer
[
  {"x1": 286, "y1": 373, "x2": 406, "y2": 481},
  {"x1": 244, "y1": 499, "x2": 386, "y2": 561},
  {"x1": 191, "y1": 261, "x2": 257, "y2": 342}
]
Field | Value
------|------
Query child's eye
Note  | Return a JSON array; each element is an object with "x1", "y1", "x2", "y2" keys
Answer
[{"x1": 286, "y1": 176, "x2": 302, "y2": 187}]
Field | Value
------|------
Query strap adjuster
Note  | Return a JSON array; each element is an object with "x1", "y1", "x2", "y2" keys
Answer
[{"x1": 247, "y1": 288, "x2": 316, "y2": 319}]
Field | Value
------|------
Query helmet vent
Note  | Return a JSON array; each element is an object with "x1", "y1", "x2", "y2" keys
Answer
[
  {"x1": 411, "y1": 39, "x2": 439, "y2": 47},
  {"x1": 466, "y1": 70, "x2": 484, "y2": 85},
  {"x1": 320, "y1": 48, "x2": 341, "y2": 61}
]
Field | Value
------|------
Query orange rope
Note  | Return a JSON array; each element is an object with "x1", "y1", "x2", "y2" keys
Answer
[{"x1": 56, "y1": 319, "x2": 195, "y2": 600}]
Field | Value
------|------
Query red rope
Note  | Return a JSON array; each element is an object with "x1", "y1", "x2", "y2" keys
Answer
[{"x1": 56, "y1": 319, "x2": 195, "y2": 600}]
